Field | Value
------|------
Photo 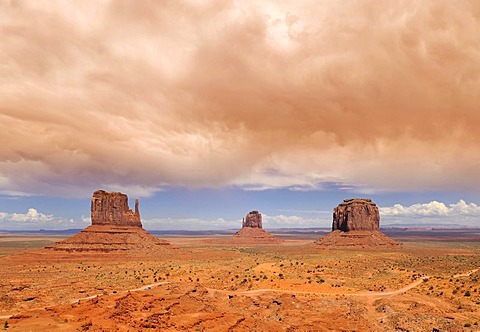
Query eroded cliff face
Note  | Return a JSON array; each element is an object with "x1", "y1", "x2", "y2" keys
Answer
[
  {"x1": 242, "y1": 210, "x2": 263, "y2": 229},
  {"x1": 91, "y1": 190, "x2": 142, "y2": 227},
  {"x1": 332, "y1": 198, "x2": 380, "y2": 232}
]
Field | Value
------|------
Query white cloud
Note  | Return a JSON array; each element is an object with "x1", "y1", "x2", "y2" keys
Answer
[
  {"x1": 262, "y1": 214, "x2": 327, "y2": 228},
  {"x1": 142, "y1": 213, "x2": 330, "y2": 230},
  {"x1": 142, "y1": 217, "x2": 238, "y2": 231},
  {"x1": 1, "y1": 208, "x2": 53, "y2": 222},
  {"x1": 380, "y1": 200, "x2": 480, "y2": 217},
  {"x1": 380, "y1": 200, "x2": 480, "y2": 226},
  {"x1": 0, "y1": 208, "x2": 86, "y2": 230}
]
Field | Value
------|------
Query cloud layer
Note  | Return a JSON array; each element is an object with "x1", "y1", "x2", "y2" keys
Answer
[
  {"x1": 123, "y1": 213, "x2": 328, "y2": 230},
  {"x1": 1, "y1": 199, "x2": 479, "y2": 230},
  {"x1": 2, "y1": 1, "x2": 480, "y2": 196},
  {"x1": 380, "y1": 200, "x2": 480, "y2": 225},
  {"x1": 0, "y1": 208, "x2": 88, "y2": 230}
]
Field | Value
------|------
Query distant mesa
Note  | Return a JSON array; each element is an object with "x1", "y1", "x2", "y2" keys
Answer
[
  {"x1": 49, "y1": 190, "x2": 170, "y2": 252},
  {"x1": 333, "y1": 198, "x2": 379, "y2": 232},
  {"x1": 316, "y1": 198, "x2": 401, "y2": 248},
  {"x1": 233, "y1": 210, "x2": 282, "y2": 244}
]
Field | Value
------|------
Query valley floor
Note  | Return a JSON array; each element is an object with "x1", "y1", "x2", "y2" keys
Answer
[{"x1": 0, "y1": 234, "x2": 479, "y2": 331}]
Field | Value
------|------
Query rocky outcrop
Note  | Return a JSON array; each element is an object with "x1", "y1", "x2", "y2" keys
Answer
[
  {"x1": 315, "y1": 230, "x2": 401, "y2": 248},
  {"x1": 91, "y1": 190, "x2": 141, "y2": 227},
  {"x1": 332, "y1": 198, "x2": 379, "y2": 232},
  {"x1": 242, "y1": 211, "x2": 263, "y2": 228},
  {"x1": 49, "y1": 190, "x2": 170, "y2": 252},
  {"x1": 234, "y1": 210, "x2": 281, "y2": 244},
  {"x1": 316, "y1": 198, "x2": 401, "y2": 248}
]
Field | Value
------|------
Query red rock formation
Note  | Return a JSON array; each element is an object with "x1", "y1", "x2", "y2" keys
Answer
[
  {"x1": 332, "y1": 198, "x2": 379, "y2": 232},
  {"x1": 91, "y1": 190, "x2": 141, "y2": 227},
  {"x1": 316, "y1": 198, "x2": 401, "y2": 248},
  {"x1": 242, "y1": 210, "x2": 263, "y2": 228},
  {"x1": 50, "y1": 190, "x2": 170, "y2": 252},
  {"x1": 234, "y1": 210, "x2": 281, "y2": 244},
  {"x1": 315, "y1": 230, "x2": 401, "y2": 248}
]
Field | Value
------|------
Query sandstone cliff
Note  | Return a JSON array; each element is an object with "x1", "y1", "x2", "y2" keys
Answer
[
  {"x1": 332, "y1": 198, "x2": 379, "y2": 232},
  {"x1": 91, "y1": 190, "x2": 141, "y2": 227},
  {"x1": 50, "y1": 190, "x2": 170, "y2": 252},
  {"x1": 242, "y1": 210, "x2": 263, "y2": 228}
]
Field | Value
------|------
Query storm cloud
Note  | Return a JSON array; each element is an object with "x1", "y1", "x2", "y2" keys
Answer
[{"x1": 1, "y1": 1, "x2": 480, "y2": 197}]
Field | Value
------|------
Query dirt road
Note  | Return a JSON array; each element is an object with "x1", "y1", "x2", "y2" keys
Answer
[{"x1": 206, "y1": 276, "x2": 428, "y2": 298}]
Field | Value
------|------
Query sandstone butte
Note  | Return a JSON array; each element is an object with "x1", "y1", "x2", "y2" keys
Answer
[
  {"x1": 233, "y1": 210, "x2": 282, "y2": 244},
  {"x1": 315, "y1": 198, "x2": 401, "y2": 248},
  {"x1": 49, "y1": 190, "x2": 170, "y2": 252}
]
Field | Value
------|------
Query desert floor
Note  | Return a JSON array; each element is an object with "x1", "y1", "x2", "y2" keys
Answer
[{"x1": 0, "y1": 233, "x2": 479, "y2": 331}]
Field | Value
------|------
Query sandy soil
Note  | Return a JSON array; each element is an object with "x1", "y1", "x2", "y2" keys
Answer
[{"x1": 0, "y1": 234, "x2": 479, "y2": 331}]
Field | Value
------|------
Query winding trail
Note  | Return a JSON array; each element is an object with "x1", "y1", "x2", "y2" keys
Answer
[
  {"x1": 453, "y1": 268, "x2": 478, "y2": 278},
  {"x1": 206, "y1": 276, "x2": 429, "y2": 298}
]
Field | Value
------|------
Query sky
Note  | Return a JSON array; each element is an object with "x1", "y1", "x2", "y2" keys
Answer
[{"x1": 1, "y1": 0, "x2": 480, "y2": 230}]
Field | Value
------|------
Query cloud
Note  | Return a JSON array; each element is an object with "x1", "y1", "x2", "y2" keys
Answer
[
  {"x1": 142, "y1": 217, "x2": 238, "y2": 231},
  {"x1": 1, "y1": 1, "x2": 480, "y2": 196},
  {"x1": 380, "y1": 200, "x2": 480, "y2": 225},
  {"x1": 0, "y1": 208, "x2": 52, "y2": 222},
  {"x1": 263, "y1": 214, "x2": 327, "y2": 228},
  {"x1": 0, "y1": 208, "x2": 88, "y2": 230},
  {"x1": 142, "y1": 213, "x2": 329, "y2": 230}
]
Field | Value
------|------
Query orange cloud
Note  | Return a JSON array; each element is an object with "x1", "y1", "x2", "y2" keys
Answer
[{"x1": 1, "y1": 0, "x2": 479, "y2": 196}]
